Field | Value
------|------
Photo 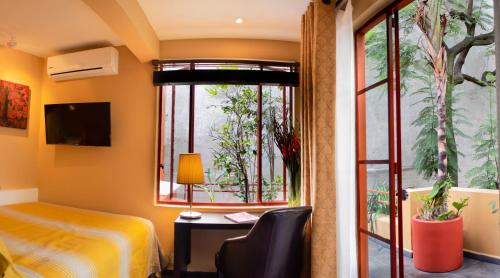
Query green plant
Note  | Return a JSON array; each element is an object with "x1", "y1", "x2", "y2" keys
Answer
[
  {"x1": 415, "y1": 0, "x2": 450, "y2": 184},
  {"x1": 367, "y1": 183, "x2": 391, "y2": 232},
  {"x1": 262, "y1": 88, "x2": 285, "y2": 201},
  {"x1": 410, "y1": 60, "x2": 470, "y2": 181},
  {"x1": 207, "y1": 84, "x2": 258, "y2": 203},
  {"x1": 418, "y1": 176, "x2": 469, "y2": 220},
  {"x1": 365, "y1": 3, "x2": 419, "y2": 96},
  {"x1": 410, "y1": 62, "x2": 439, "y2": 179},
  {"x1": 366, "y1": 1, "x2": 496, "y2": 186},
  {"x1": 466, "y1": 85, "x2": 499, "y2": 189},
  {"x1": 207, "y1": 84, "x2": 285, "y2": 203},
  {"x1": 421, "y1": 0, "x2": 495, "y2": 185},
  {"x1": 201, "y1": 168, "x2": 219, "y2": 203},
  {"x1": 261, "y1": 175, "x2": 282, "y2": 201},
  {"x1": 419, "y1": 177, "x2": 452, "y2": 220}
]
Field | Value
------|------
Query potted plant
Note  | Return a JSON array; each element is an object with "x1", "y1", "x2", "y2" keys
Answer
[
  {"x1": 412, "y1": 177, "x2": 469, "y2": 272},
  {"x1": 411, "y1": 0, "x2": 470, "y2": 272}
]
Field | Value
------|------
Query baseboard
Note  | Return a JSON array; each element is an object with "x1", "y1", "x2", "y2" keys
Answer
[
  {"x1": 403, "y1": 248, "x2": 413, "y2": 258},
  {"x1": 368, "y1": 238, "x2": 499, "y2": 265},
  {"x1": 464, "y1": 251, "x2": 500, "y2": 265}
]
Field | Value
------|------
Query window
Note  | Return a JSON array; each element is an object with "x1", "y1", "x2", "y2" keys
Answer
[{"x1": 156, "y1": 61, "x2": 298, "y2": 206}]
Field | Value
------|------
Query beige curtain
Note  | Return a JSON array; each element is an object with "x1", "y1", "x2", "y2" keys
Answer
[{"x1": 300, "y1": 0, "x2": 337, "y2": 277}]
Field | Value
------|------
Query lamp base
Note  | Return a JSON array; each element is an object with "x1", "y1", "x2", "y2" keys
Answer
[{"x1": 180, "y1": 211, "x2": 202, "y2": 219}]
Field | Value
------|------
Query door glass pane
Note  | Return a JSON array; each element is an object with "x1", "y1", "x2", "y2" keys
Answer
[
  {"x1": 366, "y1": 164, "x2": 391, "y2": 239},
  {"x1": 365, "y1": 19, "x2": 388, "y2": 87},
  {"x1": 160, "y1": 85, "x2": 189, "y2": 202},
  {"x1": 364, "y1": 84, "x2": 389, "y2": 160},
  {"x1": 261, "y1": 85, "x2": 287, "y2": 202},
  {"x1": 193, "y1": 84, "x2": 259, "y2": 204}
]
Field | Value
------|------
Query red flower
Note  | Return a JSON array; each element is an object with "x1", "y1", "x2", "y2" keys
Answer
[
  {"x1": 281, "y1": 146, "x2": 288, "y2": 159},
  {"x1": 292, "y1": 137, "x2": 300, "y2": 152}
]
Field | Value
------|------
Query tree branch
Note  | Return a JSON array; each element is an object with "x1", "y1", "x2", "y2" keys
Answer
[
  {"x1": 447, "y1": 0, "x2": 495, "y2": 85},
  {"x1": 452, "y1": 47, "x2": 470, "y2": 84},
  {"x1": 472, "y1": 31, "x2": 496, "y2": 46},
  {"x1": 463, "y1": 70, "x2": 496, "y2": 87},
  {"x1": 449, "y1": 31, "x2": 495, "y2": 55}
]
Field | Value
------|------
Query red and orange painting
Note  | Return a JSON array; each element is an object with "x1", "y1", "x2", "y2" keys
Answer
[{"x1": 0, "y1": 80, "x2": 30, "y2": 129}]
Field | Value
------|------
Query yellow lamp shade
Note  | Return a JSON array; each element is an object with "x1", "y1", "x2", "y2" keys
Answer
[{"x1": 177, "y1": 153, "x2": 205, "y2": 184}]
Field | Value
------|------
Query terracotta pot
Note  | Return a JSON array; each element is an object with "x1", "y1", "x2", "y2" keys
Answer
[{"x1": 411, "y1": 215, "x2": 463, "y2": 272}]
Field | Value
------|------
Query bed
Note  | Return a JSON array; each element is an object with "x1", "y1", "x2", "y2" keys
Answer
[{"x1": 0, "y1": 202, "x2": 163, "y2": 278}]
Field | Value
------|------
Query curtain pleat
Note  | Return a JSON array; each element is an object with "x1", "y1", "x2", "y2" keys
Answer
[
  {"x1": 335, "y1": 1, "x2": 358, "y2": 277},
  {"x1": 300, "y1": 4, "x2": 314, "y2": 278},
  {"x1": 300, "y1": 0, "x2": 337, "y2": 277}
]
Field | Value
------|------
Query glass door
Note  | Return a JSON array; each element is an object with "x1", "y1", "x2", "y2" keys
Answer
[{"x1": 355, "y1": 9, "x2": 404, "y2": 278}]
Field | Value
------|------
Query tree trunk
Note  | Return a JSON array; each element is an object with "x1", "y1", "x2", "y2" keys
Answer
[
  {"x1": 240, "y1": 159, "x2": 250, "y2": 203},
  {"x1": 435, "y1": 59, "x2": 448, "y2": 182},
  {"x1": 445, "y1": 82, "x2": 458, "y2": 185},
  {"x1": 495, "y1": 0, "x2": 500, "y2": 181}
]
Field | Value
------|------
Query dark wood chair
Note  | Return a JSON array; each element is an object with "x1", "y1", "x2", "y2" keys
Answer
[{"x1": 215, "y1": 206, "x2": 312, "y2": 278}]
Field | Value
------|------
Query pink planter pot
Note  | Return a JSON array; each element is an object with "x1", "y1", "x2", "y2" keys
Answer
[{"x1": 411, "y1": 215, "x2": 463, "y2": 272}]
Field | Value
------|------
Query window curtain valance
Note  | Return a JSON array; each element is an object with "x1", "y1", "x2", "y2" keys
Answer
[{"x1": 151, "y1": 60, "x2": 299, "y2": 86}]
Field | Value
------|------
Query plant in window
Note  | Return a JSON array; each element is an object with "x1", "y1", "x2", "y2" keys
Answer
[
  {"x1": 273, "y1": 110, "x2": 300, "y2": 207},
  {"x1": 207, "y1": 84, "x2": 258, "y2": 203},
  {"x1": 262, "y1": 88, "x2": 285, "y2": 201},
  {"x1": 207, "y1": 85, "x2": 286, "y2": 203}
]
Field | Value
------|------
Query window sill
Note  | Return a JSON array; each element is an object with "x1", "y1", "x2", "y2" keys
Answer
[{"x1": 154, "y1": 202, "x2": 287, "y2": 212}]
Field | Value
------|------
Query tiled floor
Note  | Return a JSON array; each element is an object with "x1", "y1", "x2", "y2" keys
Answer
[{"x1": 369, "y1": 239, "x2": 500, "y2": 277}]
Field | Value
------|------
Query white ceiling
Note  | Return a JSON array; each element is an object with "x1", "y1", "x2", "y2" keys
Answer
[
  {"x1": 0, "y1": 0, "x2": 309, "y2": 58},
  {"x1": 0, "y1": 0, "x2": 121, "y2": 57},
  {"x1": 138, "y1": 0, "x2": 310, "y2": 41}
]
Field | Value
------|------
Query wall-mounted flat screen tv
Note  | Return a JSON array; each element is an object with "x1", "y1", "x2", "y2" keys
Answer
[{"x1": 45, "y1": 102, "x2": 111, "y2": 146}]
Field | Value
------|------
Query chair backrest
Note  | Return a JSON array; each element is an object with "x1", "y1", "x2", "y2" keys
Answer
[{"x1": 246, "y1": 206, "x2": 312, "y2": 278}]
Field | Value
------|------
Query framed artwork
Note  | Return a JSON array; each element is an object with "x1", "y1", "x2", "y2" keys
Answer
[{"x1": 0, "y1": 80, "x2": 31, "y2": 129}]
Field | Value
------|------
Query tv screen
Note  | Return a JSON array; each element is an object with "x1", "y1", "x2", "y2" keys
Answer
[{"x1": 45, "y1": 102, "x2": 111, "y2": 146}]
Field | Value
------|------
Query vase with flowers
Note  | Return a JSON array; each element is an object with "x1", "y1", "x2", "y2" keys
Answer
[{"x1": 273, "y1": 113, "x2": 301, "y2": 207}]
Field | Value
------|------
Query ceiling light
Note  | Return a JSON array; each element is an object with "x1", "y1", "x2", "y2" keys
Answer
[{"x1": 235, "y1": 18, "x2": 244, "y2": 24}]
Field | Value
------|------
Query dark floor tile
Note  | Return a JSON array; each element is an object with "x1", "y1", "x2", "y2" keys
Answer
[{"x1": 369, "y1": 238, "x2": 500, "y2": 278}]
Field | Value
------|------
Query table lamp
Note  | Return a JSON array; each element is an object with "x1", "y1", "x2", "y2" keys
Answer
[{"x1": 177, "y1": 153, "x2": 205, "y2": 219}]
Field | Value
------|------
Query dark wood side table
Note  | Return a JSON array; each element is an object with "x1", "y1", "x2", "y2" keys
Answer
[{"x1": 173, "y1": 213, "x2": 257, "y2": 278}]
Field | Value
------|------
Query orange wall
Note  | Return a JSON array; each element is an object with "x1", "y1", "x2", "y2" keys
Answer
[
  {"x1": 36, "y1": 40, "x2": 299, "y2": 270},
  {"x1": 160, "y1": 38, "x2": 300, "y2": 61},
  {"x1": 0, "y1": 48, "x2": 43, "y2": 190},
  {"x1": 37, "y1": 45, "x2": 180, "y2": 256}
]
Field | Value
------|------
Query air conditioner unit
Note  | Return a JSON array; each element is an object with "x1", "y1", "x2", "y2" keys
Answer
[{"x1": 47, "y1": 47, "x2": 119, "y2": 81}]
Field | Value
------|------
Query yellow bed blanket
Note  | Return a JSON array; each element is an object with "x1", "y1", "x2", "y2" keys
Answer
[{"x1": 0, "y1": 202, "x2": 162, "y2": 278}]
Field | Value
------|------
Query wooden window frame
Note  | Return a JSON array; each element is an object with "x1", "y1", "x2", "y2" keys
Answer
[{"x1": 155, "y1": 60, "x2": 298, "y2": 206}]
